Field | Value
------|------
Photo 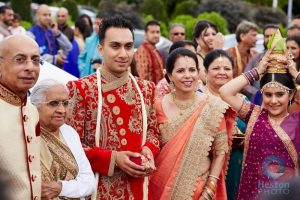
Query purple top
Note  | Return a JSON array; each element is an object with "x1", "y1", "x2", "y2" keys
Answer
[{"x1": 237, "y1": 102, "x2": 298, "y2": 200}]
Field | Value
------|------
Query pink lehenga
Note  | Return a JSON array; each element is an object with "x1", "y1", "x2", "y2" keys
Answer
[
  {"x1": 149, "y1": 95, "x2": 236, "y2": 200},
  {"x1": 237, "y1": 101, "x2": 300, "y2": 200}
]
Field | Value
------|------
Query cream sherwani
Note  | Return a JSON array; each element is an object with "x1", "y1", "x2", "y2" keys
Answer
[{"x1": 0, "y1": 83, "x2": 41, "y2": 200}]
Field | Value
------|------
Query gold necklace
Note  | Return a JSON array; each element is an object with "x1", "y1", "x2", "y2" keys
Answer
[{"x1": 172, "y1": 92, "x2": 196, "y2": 115}]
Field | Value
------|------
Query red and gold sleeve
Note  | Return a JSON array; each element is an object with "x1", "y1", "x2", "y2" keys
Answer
[{"x1": 85, "y1": 147, "x2": 117, "y2": 176}]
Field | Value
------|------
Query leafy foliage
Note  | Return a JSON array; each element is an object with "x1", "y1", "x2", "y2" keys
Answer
[
  {"x1": 253, "y1": 6, "x2": 287, "y2": 28},
  {"x1": 61, "y1": 0, "x2": 79, "y2": 21},
  {"x1": 172, "y1": 0, "x2": 199, "y2": 17},
  {"x1": 140, "y1": 0, "x2": 168, "y2": 22},
  {"x1": 197, "y1": 0, "x2": 254, "y2": 33},
  {"x1": 196, "y1": 12, "x2": 229, "y2": 35},
  {"x1": 11, "y1": 0, "x2": 32, "y2": 22},
  {"x1": 99, "y1": 0, "x2": 143, "y2": 28}
]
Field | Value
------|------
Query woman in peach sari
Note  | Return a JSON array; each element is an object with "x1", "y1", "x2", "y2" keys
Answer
[{"x1": 149, "y1": 48, "x2": 236, "y2": 200}]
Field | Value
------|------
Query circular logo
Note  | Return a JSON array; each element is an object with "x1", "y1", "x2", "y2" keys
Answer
[{"x1": 262, "y1": 155, "x2": 285, "y2": 180}]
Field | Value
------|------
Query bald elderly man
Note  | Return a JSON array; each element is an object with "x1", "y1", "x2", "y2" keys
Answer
[
  {"x1": 0, "y1": 35, "x2": 41, "y2": 200},
  {"x1": 57, "y1": 7, "x2": 74, "y2": 42},
  {"x1": 28, "y1": 4, "x2": 72, "y2": 67}
]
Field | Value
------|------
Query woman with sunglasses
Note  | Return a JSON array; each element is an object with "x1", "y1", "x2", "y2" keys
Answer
[
  {"x1": 31, "y1": 79, "x2": 95, "y2": 200},
  {"x1": 220, "y1": 31, "x2": 300, "y2": 200}
]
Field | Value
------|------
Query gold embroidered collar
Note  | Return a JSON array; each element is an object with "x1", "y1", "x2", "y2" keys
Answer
[
  {"x1": 0, "y1": 83, "x2": 23, "y2": 106},
  {"x1": 101, "y1": 68, "x2": 130, "y2": 92}
]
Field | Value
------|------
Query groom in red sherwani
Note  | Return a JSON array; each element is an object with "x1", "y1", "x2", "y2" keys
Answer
[{"x1": 66, "y1": 17, "x2": 160, "y2": 199}]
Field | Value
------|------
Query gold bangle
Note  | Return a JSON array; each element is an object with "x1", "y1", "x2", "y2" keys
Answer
[{"x1": 208, "y1": 174, "x2": 220, "y2": 180}]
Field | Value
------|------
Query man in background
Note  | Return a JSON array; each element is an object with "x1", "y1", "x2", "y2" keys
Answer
[
  {"x1": 56, "y1": 7, "x2": 74, "y2": 42},
  {"x1": 28, "y1": 4, "x2": 72, "y2": 67},
  {"x1": 135, "y1": 20, "x2": 164, "y2": 84},
  {"x1": 159, "y1": 23, "x2": 186, "y2": 64},
  {"x1": 227, "y1": 20, "x2": 258, "y2": 77},
  {"x1": 0, "y1": 5, "x2": 13, "y2": 40}
]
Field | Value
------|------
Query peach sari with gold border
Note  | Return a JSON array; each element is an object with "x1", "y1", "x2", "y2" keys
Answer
[{"x1": 149, "y1": 96, "x2": 236, "y2": 200}]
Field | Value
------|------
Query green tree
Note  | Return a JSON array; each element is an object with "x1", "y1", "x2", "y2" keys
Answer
[
  {"x1": 61, "y1": 0, "x2": 79, "y2": 21},
  {"x1": 99, "y1": 0, "x2": 143, "y2": 28},
  {"x1": 196, "y1": 12, "x2": 229, "y2": 35},
  {"x1": 140, "y1": 0, "x2": 168, "y2": 22},
  {"x1": 172, "y1": 0, "x2": 198, "y2": 17},
  {"x1": 11, "y1": 0, "x2": 32, "y2": 22},
  {"x1": 253, "y1": 6, "x2": 287, "y2": 28},
  {"x1": 198, "y1": 0, "x2": 254, "y2": 33}
]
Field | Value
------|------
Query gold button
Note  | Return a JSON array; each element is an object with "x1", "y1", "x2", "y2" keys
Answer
[
  {"x1": 27, "y1": 135, "x2": 33, "y2": 143},
  {"x1": 28, "y1": 155, "x2": 35, "y2": 162},
  {"x1": 119, "y1": 128, "x2": 126, "y2": 136},
  {"x1": 116, "y1": 117, "x2": 123, "y2": 125},
  {"x1": 121, "y1": 138, "x2": 127, "y2": 145},
  {"x1": 23, "y1": 115, "x2": 28, "y2": 122},
  {"x1": 107, "y1": 94, "x2": 116, "y2": 103},
  {"x1": 112, "y1": 106, "x2": 120, "y2": 115}
]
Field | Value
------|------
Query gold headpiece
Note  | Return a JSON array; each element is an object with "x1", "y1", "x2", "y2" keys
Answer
[
  {"x1": 266, "y1": 29, "x2": 288, "y2": 73},
  {"x1": 261, "y1": 73, "x2": 291, "y2": 93}
]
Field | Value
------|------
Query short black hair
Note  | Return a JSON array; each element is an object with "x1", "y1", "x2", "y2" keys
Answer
[
  {"x1": 144, "y1": 20, "x2": 160, "y2": 32},
  {"x1": 260, "y1": 73, "x2": 296, "y2": 92},
  {"x1": 203, "y1": 49, "x2": 234, "y2": 71},
  {"x1": 98, "y1": 16, "x2": 134, "y2": 43},
  {"x1": 263, "y1": 24, "x2": 278, "y2": 35},
  {"x1": 165, "y1": 47, "x2": 199, "y2": 83},
  {"x1": 193, "y1": 20, "x2": 218, "y2": 44},
  {"x1": 0, "y1": 5, "x2": 12, "y2": 15},
  {"x1": 169, "y1": 40, "x2": 196, "y2": 53}
]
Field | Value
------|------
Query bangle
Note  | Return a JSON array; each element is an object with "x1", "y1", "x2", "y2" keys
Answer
[
  {"x1": 206, "y1": 180, "x2": 217, "y2": 192},
  {"x1": 208, "y1": 174, "x2": 220, "y2": 180},
  {"x1": 295, "y1": 72, "x2": 300, "y2": 85},
  {"x1": 204, "y1": 187, "x2": 215, "y2": 199}
]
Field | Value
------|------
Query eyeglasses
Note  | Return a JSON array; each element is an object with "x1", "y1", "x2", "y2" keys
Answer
[
  {"x1": 0, "y1": 56, "x2": 43, "y2": 66},
  {"x1": 41, "y1": 100, "x2": 70, "y2": 107},
  {"x1": 172, "y1": 32, "x2": 185, "y2": 36}
]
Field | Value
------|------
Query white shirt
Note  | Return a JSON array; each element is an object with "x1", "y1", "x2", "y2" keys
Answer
[{"x1": 59, "y1": 124, "x2": 96, "y2": 199}]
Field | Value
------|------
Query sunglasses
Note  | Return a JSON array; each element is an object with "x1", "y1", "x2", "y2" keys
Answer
[
  {"x1": 41, "y1": 100, "x2": 70, "y2": 107},
  {"x1": 172, "y1": 32, "x2": 185, "y2": 36}
]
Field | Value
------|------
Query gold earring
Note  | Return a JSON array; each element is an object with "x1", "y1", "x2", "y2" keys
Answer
[{"x1": 169, "y1": 81, "x2": 175, "y2": 92}]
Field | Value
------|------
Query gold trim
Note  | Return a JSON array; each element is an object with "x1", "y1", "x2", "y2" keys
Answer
[
  {"x1": 171, "y1": 96, "x2": 230, "y2": 199},
  {"x1": 108, "y1": 151, "x2": 117, "y2": 176},
  {"x1": 101, "y1": 68, "x2": 130, "y2": 92},
  {"x1": 269, "y1": 119, "x2": 298, "y2": 170},
  {"x1": 241, "y1": 106, "x2": 260, "y2": 172},
  {"x1": 0, "y1": 83, "x2": 22, "y2": 106}
]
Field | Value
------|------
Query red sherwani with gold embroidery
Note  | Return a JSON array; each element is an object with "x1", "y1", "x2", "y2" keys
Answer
[
  {"x1": 135, "y1": 42, "x2": 164, "y2": 84},
  {"x1": 66, "y1": 69, "x2": 160, "y2": 200}
]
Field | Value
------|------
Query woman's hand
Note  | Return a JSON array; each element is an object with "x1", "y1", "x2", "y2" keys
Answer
[
  {"x1": 287, "y1": 58, "x2": 299, "y2": 79},
  {"x1": 41, "y1": 181, "x2": 62, "y2": 200},
  {"x1": 212, "y1": 32, "x2": 224, "y2": 50}
]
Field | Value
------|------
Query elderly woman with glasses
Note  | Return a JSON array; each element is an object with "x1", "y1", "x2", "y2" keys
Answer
[{"x1": 31, "y1": 79, "x2": 95, "y2": 200}]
